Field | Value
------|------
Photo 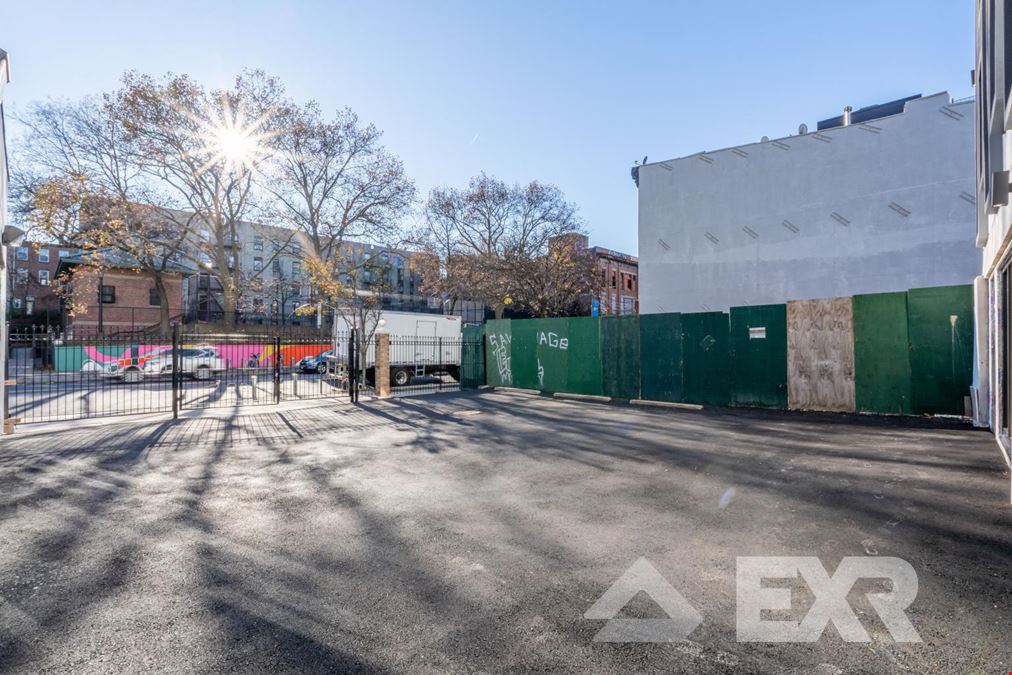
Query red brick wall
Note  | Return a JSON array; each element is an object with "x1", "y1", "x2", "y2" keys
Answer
[
  {"x1": 70, "y1": 268, "x2": 184, "y2": 332},
  {"x1": 597, "y1": 256, "x2": 639, "y2": 315},
  {"x1": 7, "y1": 242, "x2": 76, "y2": 316}
]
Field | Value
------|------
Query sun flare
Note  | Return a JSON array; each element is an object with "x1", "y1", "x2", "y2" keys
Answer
[{"x1": 195, "y1": 98, "x2": 274, "y2": 176}]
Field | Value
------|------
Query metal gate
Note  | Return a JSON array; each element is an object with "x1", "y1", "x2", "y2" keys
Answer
[
  {"x1": 6, "y1": 325, "x2": 485, "y2": 424},
  {"x1": 172, "y1": 327, "x2": 350, "y2": 412}
]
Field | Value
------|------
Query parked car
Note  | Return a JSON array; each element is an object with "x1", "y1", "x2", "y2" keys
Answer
[
  {"x1": 297, "y1": 350, "x2": 332, "y2": 374},
  {"x1": 105, "y1": 346, "x2": 226, "y2": 383}
]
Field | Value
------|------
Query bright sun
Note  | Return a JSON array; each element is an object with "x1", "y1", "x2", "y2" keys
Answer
[{"x1": 196, "y1": 98, "x2": 274, "y2": 176}]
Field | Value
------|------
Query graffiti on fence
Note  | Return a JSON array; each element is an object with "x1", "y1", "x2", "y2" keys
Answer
[
  {"x1": 489, "y1": 332, "x2": 512, "y2": 385},
  {"x1": 538, "y1": 331, "x2": 568, "y2": 350}
]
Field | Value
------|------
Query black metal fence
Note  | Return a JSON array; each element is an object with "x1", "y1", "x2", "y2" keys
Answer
[
  {"x1": 384, "y1": 335, "x2": 462, "y2": 396},
  {"x1": 6, "y1": 325, "x2": 486, "y2": 424},
  {"x1": 7, "y1": 328, "x2": 176, "y2": 423}
]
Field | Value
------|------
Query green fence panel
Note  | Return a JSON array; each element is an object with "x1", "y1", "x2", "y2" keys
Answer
[
  {"x1": 510, "y1": 319, "x2": 540, "y2": 390},
  {"x1": 601, "y1": 315, "x2": 641, "y2": 399},
  {"x1": 681, "y1": 311, "x2": 731, "y2": 406},
  {"x1": 853, "y1": 292, "x2": 912, "y2": 414},
  {"x1": 565, "y1": 317, "x2": 604, "y2": 396},
  {"x1": 729, "y1": 304, "x2": 788, "y2": 408},
  {"x1": 484, "y1": 319, "x2": 513, "y2": 387},
  {"x1": 907, "y1": 285, "x2": 974, "y2": 415},
  {"x1": 461, "y1": 325, "x2": 485, "y2": 389},
  {"x1": 530, "y1": 317, "x2": 571, "y2": 393},
  {"x1": 639, "y1": 313, "x2": 684, "y2": 402}
]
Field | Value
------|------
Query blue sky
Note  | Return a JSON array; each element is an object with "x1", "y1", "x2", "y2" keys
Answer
[{"x1": 1, "y1": 0, "x2": 974, "y2": 255}]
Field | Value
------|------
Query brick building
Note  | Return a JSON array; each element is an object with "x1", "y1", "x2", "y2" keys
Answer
[
  {"x1": 6, "y1": 242, "x2": 79, "y2": 326},
  {"x1": 56, "y1": 250, "x2": 191, "y2": 335},
  {"x1": 550, "y1": 234, "x2": 639, "y2": 316},
  {"x1": 593, "y1": 246, "x2": 639, "y2": 315}
]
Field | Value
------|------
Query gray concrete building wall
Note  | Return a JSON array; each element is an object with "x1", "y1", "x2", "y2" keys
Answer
[{"x1": 638, "y1": 91, "x2": 977, "y2": 315}]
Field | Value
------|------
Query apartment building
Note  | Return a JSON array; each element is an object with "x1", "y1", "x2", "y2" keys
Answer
[
  {"x1": 638, "y1": 92, "x2": 978, "y2": 314},
  {"x1": 593, "y1": 246, "x2": 638, "y2": 315},
  {"x1": 6, "y1": 242, "x2": 79, "y2": 325},
  {"x1": 182, "y1": 220, "x2": 454, "y2": 324},
  {"x1": 974, "y1": 0, "x2": 1012, "y2": 473}
]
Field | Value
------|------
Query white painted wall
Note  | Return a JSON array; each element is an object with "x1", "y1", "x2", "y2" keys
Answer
[
  {"x1": 0, "y1": 51, "x2": 10, "y2": 430},
  {"x1": 638, "y1": 92, "x2": 977, "y2": 314}
]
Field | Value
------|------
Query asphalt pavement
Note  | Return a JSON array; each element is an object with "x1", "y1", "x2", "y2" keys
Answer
[{"x1": 0, "y1": 391, "x2": 1009, "y2": 673}]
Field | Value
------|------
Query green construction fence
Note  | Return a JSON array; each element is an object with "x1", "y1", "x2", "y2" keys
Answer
[{"x1": 482, "y1": 283, "x2": 974, "y2": 417}]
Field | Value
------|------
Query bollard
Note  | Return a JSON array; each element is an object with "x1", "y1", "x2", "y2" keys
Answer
[
  {"x1": 292, "y1": 371, "x2": 299, "y2": 397},
  {"x1": 375, "y1": 331, "x2": 391, "y2": 399},
  {"x1": 251, "y1": 374, "x2": 257, "y2": 400}
]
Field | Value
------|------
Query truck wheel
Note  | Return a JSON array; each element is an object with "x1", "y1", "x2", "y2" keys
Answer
[
  {"x1": 122, "y1": 368, "x2": 143, "y2": 384},
  {"x1": 391, "y1": 367, "x2": 411, "y2": 387},
  {"x1": 194, "y1": 365, "x2": 212, "y2": 380}
]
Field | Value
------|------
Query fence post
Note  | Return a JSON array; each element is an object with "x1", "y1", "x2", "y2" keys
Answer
[
  {"x1": 273, "y1": 336, "x2": 282, "y2": 404},
  {"x1": 375, "y1": 331, "x2": 391, "y2": 399},
  {"x1": 171, "y1": 322, "x2": 179, "y2": 419},
  {"x1": 349, "y1": 328, "x2": 358, "y2": 403},
  {"x1": 438, "y1": 336, "x2": 443, "y2": 391}
]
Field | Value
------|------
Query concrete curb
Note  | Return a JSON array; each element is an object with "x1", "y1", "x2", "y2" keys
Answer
[
  {"x1": 553, "y1": 392, "x2": 612, "y2": 403},
  {"x1": 493, "y1": 387, "x2": 542, "y2": 396},
  {"x1": 630, "y1": 399, "x2": 704, "y2": 411}
]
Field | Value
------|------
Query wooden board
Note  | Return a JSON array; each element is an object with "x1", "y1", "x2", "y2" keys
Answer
[{"x1": 787, "y1": 297, "x2": 856, "y2": 412}]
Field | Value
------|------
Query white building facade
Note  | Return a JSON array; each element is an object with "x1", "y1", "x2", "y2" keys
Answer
[
  {"x1": 638, "y1": 92, "x2": 978, "y2": 315},
  {"x1": 0, "y1": 49, "x2": 11, "y2": 429},
  {"x1": 974, "y1": 0, "x2": 1012, "y2": 478}
]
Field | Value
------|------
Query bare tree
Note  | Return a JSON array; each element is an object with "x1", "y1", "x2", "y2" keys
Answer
[
  {"x1": 262, "y1": 102, "x2": 414, "y2": 325},
  {"x1": 114, "y1": 70, "x2": 286, "y2": 327},
  {"x1": 13, "y1": 98, "x2": 192, "y2": 335},
  {"x1": 419, "y1": 173, "x2": 594, "y2": 318}
]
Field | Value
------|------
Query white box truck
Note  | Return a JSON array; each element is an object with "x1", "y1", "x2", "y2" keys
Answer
[{"x1": 331, "y1": 310, "x2": 463, "y2": 386}]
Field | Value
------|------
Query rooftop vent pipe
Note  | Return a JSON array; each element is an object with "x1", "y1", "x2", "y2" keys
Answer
[{"x1": 842, "y1": 106, "x2": 853, "y2": 126}]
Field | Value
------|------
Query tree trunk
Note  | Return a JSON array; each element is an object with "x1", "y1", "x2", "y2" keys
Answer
[
  {"x1": 222, "y1": 286, "x2": 236, "y2": 328},
  {"x1": 152, "y1": 274, "x2": 171, "y2": 337}
]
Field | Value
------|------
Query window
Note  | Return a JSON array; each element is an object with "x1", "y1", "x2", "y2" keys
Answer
[
  {"x1": 38, "y1": 270, "x2": 50, "y2": 286},
  {"x1": 200, "y1": 228, "x2": 210, "y2": 240},
  {"x1": 227, "y1": 255, "x2": 235, "y2": 269},
  {"x1": 291, "y1": 261, "x2": 302, "y2": 276},
  {"x1": 100, "y1": 285, "x2": 116, "y2": 304},
  {"x1": 272, "y1": 259, "x2": 281, "y2": 275},
  {"x1": 291, "y1": 243, "x2": 302, "y2": 255},
  {"x1": 37, "y1": 248, "x2": 50, "y2": 263},
  {"x1": 11, "y1": 298, "x2": 21, "y2": 310},
  {"x1": 626, "y1": 277, "x2": 633, "y2": 290},
  {"x1": 611, "y1": 272, "x2": 617, "y2": 288},
  {"x1": 149, "y1": 288, "x2": 161, "y2": 306},
  {"x1": 16, "y1": 268, "x2": 27, "y2": 285},
  {"x1": 253, "y1": 236, "x2": 264, "y2": 251},
  {"x1": 253, "y1": 256, "x2": 263, "y2": 271},
  {"x1": 59, "y1": 249, "x2": 71, "y2": 258},
  {"x1": 15, "y1": 247, "x2": 27, "y2": 261}
]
